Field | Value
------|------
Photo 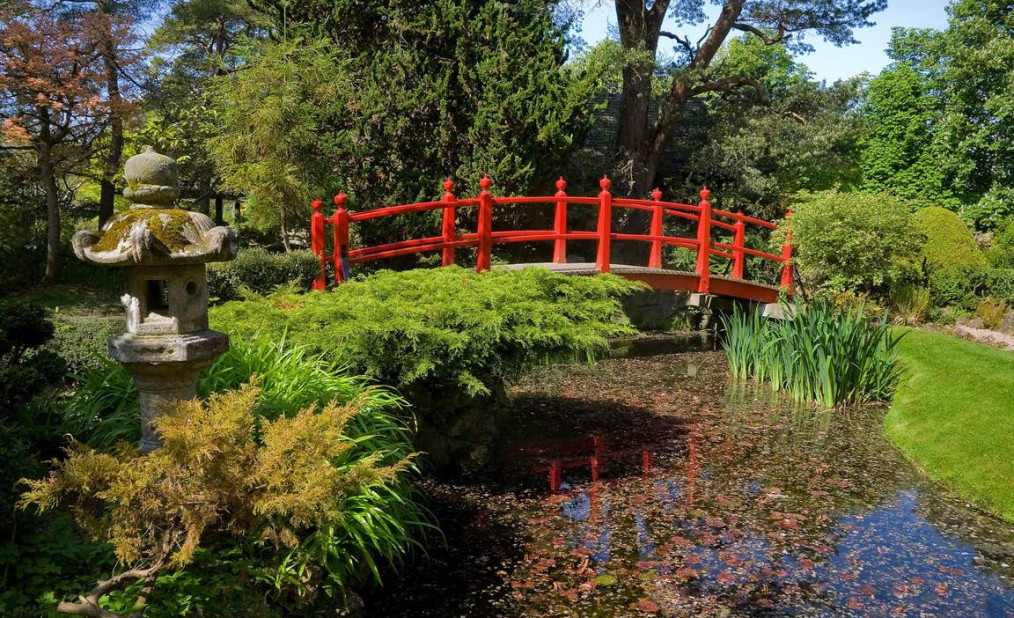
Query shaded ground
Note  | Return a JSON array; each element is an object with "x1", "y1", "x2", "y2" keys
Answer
[{"x1": 363, "y1": 334, "x2": 1014, "y2": 617}]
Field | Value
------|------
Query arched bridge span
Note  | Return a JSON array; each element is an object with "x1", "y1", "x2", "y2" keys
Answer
[{"x1": 310, "y1": 176, "x2": 794, "y2": 304}]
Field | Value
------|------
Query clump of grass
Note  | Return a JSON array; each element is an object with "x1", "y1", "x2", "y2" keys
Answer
[{"x1": 720, "y1": 302, "x2": 905, "y2": 407}]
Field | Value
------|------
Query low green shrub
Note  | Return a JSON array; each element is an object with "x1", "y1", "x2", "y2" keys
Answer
[
  {"x1": 207, "y1": 248, "x2": 320, "y2": 300},
  {"x1": 987, "y1": 219, "x2": 1014, "y2": 268},
  {"x1": 45, "y1": 317, "x2": 124, "y2": 377},
  {"x1": 788, "y1": 191, "x2": 921, "y2": 297},
  {"x1": 984, "y1": 267, "x2": 1014, "y2": 306},
  {"x1": 913, "y1": 206, "x2": 987, "y2": 280},
  {"x1": 889, "y1": 283, "x2": 931, "y2": 325},
  {"x1": 721, "y1": 302, "x2": 904, "y2": 407},
  {"x1": 211, "y1": 266, "x2": 642, "y2": 397}
]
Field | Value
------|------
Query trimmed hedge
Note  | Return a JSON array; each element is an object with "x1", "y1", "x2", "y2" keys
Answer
[
  {"x1": 207, "y1": 248, "x2": 319, "y2": 300},
  {"x1": 913, "y1": 206, "x2": 987, "y2": 278}
]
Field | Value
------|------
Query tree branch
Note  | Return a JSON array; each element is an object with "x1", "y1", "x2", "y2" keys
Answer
[
  {"x1": 691, "y1": 76, "x2": 771, "y2": 105},
  {"x1": 732, "y1": 22, "x2": 791, "y2": 45},
  {"x1": 659, "y1": 30, "x2": 694, "y2": 58}
]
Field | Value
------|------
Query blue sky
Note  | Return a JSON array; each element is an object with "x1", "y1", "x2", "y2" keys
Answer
[{"x1": 576, "y1": 0, "x2": 952, "y2": 82}]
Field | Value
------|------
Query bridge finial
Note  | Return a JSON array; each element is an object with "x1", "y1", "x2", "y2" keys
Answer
[
  {"x1": 479, "y1": 174, "x2": 491, "y2": 191},
  {"x1": 443, "y1": 178, "x2": 454, "y2": 193},
  {"x1": 334, "y1": 191, "x2": 347, "y2": 209},
  {"x1": 599, "y1": 175, "x2": 611, "y2": 191},
  {"x1": 700, "y1": 186, "x2": 711, "y2": 201},
  {"x1": 651, "y1": 187, "x2": 662, "y2": 201},
  {"x1": 312, "y1": 199, "x2": 323, "y2": 212},
  {"x1": 556, "y1": 177, "x2": 566, "y2": 191}
]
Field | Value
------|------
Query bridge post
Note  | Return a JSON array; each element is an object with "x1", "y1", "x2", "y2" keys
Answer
[
  {"x1": 441, "y1": 178, "x2": 456, "y2": 266},
  {"x1": 311, "y1": 198, "x2": 326, "y2": 290},
  {"x1": 477, "y1": 175, "x2": 493, "y2": 272},
  {"x1": 780, "y1": 210, "x2": 794, "y2": 294},
  {"x1": 553, "y1": 177, "x2": 567, "y2": 264},
  {"x1": 695, "y1": 187, "x2": 712, "y2": 293},
  {"x1": 732, "y1": 211, "x2": 746, "y2": 279},
  {"x1": 649, "y1": 187, "x2": 663, "y2": 269},
  {"x1": 595, "y1": 176, "x2": 612, "y2": 273},
  {"x1": 333, "y1": 192, "x2": 349, "y2": 284}
]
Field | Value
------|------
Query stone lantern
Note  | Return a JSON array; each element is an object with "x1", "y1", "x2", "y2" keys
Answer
[{"x1": 73, "y1": 147, "x2": 237, "y2": 452}]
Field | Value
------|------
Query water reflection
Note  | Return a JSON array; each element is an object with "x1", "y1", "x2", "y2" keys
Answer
[
  {"x1": 364, "y1": 341, "x2": 1014, "y2": 617},
  {"x1": 511, "y1": 366, "x2": 1014, "y2": 615}
]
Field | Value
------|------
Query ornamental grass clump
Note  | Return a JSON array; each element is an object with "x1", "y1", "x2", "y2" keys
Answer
[
  {"x1": 720, "y1": 302, "x2": 904, "y2": 408},
  {"x1": 20, "y1": 385, "x2": 417, "y2": 618}
]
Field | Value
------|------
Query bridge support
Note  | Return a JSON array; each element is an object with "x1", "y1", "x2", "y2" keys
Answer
[
  {"x1": 595, "y1": 176, "x2": 612, "y2": 273},
  {"x1": 553, "y1": 178, "x2": 567, "y2": 264},
  {"x1": 442, "y1": 179, "x2": 456, "y2": 266},
  {"x1": 311, "y1": 199, "x2": 326, "y2": 290},
  {"x1": 477, "y1": 175, "x2": 493, "y2": 272},
  {"x1": 694, "y1": 187, "x2": 712, "y2": 293},
  {"x1": 649, "y1": 188, "x2": 663, "y2": 269}
]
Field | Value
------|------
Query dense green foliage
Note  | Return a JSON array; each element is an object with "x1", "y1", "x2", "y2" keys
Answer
[
  {"x1": 788, "y1": 191, "x2": 920, "y2": 296},
  {"x1": 886, "y1": 328, "x2": 1014, "y2": 521},
  {"x1": 21, "y1": 385, "x2": 415, "y2": 616},
  {"x1": 721, "y1": 303, "x2": 904, "y2": 407},
  {"x1": 210, "y1": 267, "x2": 642, "y2": 397},
  {"x1": 10, "y1": 337, "x2": 426, "y2": 616},
  {"x1": 912, "y1": 206, "x2": 987, "y2": 277},
  {"x1": 861, "y1": 61, "x2": 951, "y2": 206},
  {"x1": 209, "y1": 0, "x2": 593, "y2": 247},
  {"x1": 669, "y1": 36, "x2": 865, "y2": 213},
  {"x1": 210, "y1": 39, "x2": 348, "y2": 248},
  {"x1": 207, "y1": 248, "x2": 320, "y2": 301},
  {"x1": 0, "y1": 299, "x2": 65, "y2": 414},
  {"x1": 45, "y1": 316, "x2": 124, "y2": 376}
]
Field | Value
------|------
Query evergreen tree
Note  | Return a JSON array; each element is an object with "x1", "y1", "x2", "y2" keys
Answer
[{"x1": 234, "y1": 0, "x2": 593, "y2": 247}]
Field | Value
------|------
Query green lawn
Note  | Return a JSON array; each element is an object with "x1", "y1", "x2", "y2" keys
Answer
[{"x1": 885, "y1": 328, "x2": 1014, "y2": 521}]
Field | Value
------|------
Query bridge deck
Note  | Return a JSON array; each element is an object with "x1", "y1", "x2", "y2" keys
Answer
[{"x1": 495, "y1": 262, "x2": 781, "y2": 304}]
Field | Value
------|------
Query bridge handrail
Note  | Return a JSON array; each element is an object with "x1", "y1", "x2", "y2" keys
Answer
[{"x1": 310, "y1": 175, "x2": 794, "y2": 295}]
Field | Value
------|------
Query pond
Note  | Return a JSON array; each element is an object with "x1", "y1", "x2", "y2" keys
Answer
[{"x1": 363, "y1": 335, "x2": 1014, "y2": 617}]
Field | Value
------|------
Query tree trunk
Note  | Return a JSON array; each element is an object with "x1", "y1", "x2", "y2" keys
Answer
[
  {"x1": 614, "y1": 0, "x2": 747, "y2": 196},
  {"x1": 99, "y1": 6, "x2": 124, "y2": 227},
  {"x1": 614, "y1": 0, "x2": 667, "y2": 197},
  {"x1": 215, "y1": 195, "x2": 224, "y2": 225},
  {"x1": 39, "y1": 141, "x2": 61, "y2": 285}
]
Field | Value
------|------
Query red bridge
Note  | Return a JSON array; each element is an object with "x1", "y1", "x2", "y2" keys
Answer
[{"x1": 310, "y1": 176, "x2": 793, "y2": 304}]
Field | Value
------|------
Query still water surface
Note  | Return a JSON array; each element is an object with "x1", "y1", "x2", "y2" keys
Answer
[{"x1": 364, "y1": 335, "x2": 1014, "y2": 617}]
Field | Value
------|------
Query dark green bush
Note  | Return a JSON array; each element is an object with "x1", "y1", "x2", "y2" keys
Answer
[
  {"x1": 207, "y1": 248, "x2": 320, "y2": 300},
  {"x1": 788, "y1": 191, "x2": 921, "y2": 297},
  {"x1": 45, "y1": 317, "x2": 124, "y2": 377},
  {"x1": 0, "y1": 299, "x2": 66, "y2": 416}
]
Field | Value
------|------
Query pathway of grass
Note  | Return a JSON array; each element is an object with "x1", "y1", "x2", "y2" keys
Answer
[{"x1": 886, "y1": 328, "x2": 1014, "y2": 521}]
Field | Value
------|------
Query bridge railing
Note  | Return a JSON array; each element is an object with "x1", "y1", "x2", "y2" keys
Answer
[{"x1": 310, "y1": 175, "x2": 793, "y2": 294}]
